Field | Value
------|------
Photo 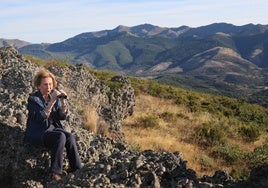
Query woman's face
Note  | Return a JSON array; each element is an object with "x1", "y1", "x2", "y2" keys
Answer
[{"x1": 38, "y1": 77, "x2": 53, "y2": 96}]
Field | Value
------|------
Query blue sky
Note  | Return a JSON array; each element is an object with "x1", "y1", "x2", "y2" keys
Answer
[{"x1": 1, "y1": 0, "x2": 267, "y2": 43}]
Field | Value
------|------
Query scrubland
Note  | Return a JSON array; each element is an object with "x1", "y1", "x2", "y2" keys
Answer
[{"x1": 118, "y1": 77, "x2": 268, "y2": 179}]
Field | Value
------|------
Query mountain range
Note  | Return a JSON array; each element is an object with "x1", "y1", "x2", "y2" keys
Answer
[{"x1": 1, "y1": 22, "x2": 268, "y2": 106}]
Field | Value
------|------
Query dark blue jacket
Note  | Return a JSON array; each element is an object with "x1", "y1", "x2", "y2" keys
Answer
[{"x1": 24, "y1": 91, "x2": 67, "y2": 146}]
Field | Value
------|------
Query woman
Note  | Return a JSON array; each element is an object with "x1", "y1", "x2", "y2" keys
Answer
[{"x1": 24, "y1": 69, "x2": 83, "y2": 181}]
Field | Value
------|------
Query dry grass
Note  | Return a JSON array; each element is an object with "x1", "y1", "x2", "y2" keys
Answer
[
  {"x1": 121, "y1": 94, "x2": 267, "y2": 177},
  {"x1": 83, "y1": 106, "x2": 115, "y2": 138},
  {"x1": 122, "y1": 94, "x2": 217, "y2": 176},
  {"x1": 83, "y1": 106, "x2": 98, "y2": 133}
]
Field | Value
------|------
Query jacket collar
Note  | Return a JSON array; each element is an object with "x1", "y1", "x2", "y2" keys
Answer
[{"x1": 31, "y1": 90, "x2": 49, "y2": 108}]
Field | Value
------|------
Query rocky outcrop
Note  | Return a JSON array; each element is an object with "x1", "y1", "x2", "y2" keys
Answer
[{"x1": 0, "y1": 46, "x2": 266, "y2": 187}]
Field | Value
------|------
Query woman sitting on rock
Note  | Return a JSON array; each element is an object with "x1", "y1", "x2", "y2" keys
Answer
[{"x1": 24, "y1": 69, "x2": 83, "y2": 181}]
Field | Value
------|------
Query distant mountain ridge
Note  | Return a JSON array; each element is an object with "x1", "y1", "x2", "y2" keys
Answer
[
  {"x1": 0, "y1": 38, "x2": 31, "y2": 48},
  {"x1": 2, "y1": 22, "x2": 268, "y2": 106}
]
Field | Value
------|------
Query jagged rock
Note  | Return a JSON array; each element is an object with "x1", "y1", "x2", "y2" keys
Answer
[{"x1": 0, "y1": 46, "x2": 263, "y2": 187}]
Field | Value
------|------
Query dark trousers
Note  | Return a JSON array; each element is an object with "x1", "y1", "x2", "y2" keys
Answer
[{"x1": 43, "y1": 128, "x2": 82, "y2": 174}]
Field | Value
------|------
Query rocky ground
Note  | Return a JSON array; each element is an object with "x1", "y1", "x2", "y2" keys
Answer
[{"x1": 0, "y1": 46, "x2": 267, "y2": 187}]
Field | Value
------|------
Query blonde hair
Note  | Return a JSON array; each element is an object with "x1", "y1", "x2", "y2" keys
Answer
[{"x1": 33, "y1": 69, "x2": 57, "y2": 89}]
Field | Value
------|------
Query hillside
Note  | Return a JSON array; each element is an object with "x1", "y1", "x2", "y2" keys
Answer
[{"x1": 10, "y1": 23, "x2": 268, "y2": 107}]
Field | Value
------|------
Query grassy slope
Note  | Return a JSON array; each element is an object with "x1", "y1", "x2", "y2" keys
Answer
[
  {"x1": 119, "y1": 77, "x2": 268, "y2": 179},
  {"x1": 121, "y1": 94, "x2": 267, "y2": 178}
]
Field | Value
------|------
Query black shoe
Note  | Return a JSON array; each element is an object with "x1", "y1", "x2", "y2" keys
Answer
[
  {"x1": 52, "y1": 173, "x2": 61, "y2": 181},
  {"x1": 68, "y1": 163, "x2": 84, "y2": 173}
]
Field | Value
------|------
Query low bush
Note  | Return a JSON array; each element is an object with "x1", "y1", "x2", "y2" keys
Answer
[
  {"x1": 230, "y1": 168, "x2": 249, "y2": 180},
  {"x1": 159, "y1": 111, "x2": 177, "y2": 122},
  {"x1": 238, "y1": 124, "x2": 261, "y2": 142},
  {"x1": 212, "y1": 144, "x2": 246, "y2": 164},
  {"x1": 135, "y1": 114, "x2": 160, "y2": 128},
  {"x1": 195, "y1": 153, "x2": 216, "y2": 170},
  {"x1": 247, "y1": 138, "x2": 268, "y2": 169},
  {"x1": 176, "y1": 112, "x2": 189, "y2": 120},
  {"x1": 194, "y1": 122, "x2": 226, "y2": 147}
]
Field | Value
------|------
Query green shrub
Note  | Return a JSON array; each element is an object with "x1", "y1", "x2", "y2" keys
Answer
[
  {"x1": 176, "y1": 113, "x2": 189, "y2": 120},
  {"x1": 175, "y1": 94, "x2": 188, "y2": 105},
  {"x1": 147, "y1": 81, "x2": 176, "y2": 98},
  {"x1": 238, "y1": 124, "x2": 261, "y2": 142},
  {"x1": 195, "y1": 153, "x2": 216, "y2": 169},
  {"x1": 247, "y1": 138, "x2": 268, "y2": 169},
  {"x1": 230, "y1": 168, "x2": 249, "y2": 180},
  {"x1": 212, "y1": 144, "x2": 246, "y2": 164},
  {"x1": 187, "y1": 94, "x2": 201, "y2": 112},
  {"x1": 160, "y1": 111, "x2": 176, "y2": 122},
  {"x1": 194, "y1": 122, "x2": 226, "y2": 146},
  {"x1": 236, "y1": 105, "x2": 268, "y2": 126},
  {"x1": 136, "y1": 114, "x2": 159, "y2": 128}
]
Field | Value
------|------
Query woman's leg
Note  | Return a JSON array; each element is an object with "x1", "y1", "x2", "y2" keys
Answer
[
  {"x1": 55, "y1": 129, "x2": 82, "y2": 171},
  {"x1": 43, "y1": 130, "x2": 66, "y2": 174}
]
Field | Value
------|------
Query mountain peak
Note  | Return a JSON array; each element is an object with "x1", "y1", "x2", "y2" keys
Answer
[{"x1": 114, "y1": 25, "x2": 131, "y2": 32}]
